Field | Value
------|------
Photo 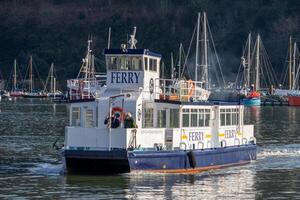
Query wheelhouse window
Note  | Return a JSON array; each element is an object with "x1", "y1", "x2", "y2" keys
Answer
[
  {"x1": 144, "y1": 57, "x2": 148, "y2": 70},
  {"x1": 106, "y1": 56, "x2": 143, "y2": 71},
  {"x1": 71, "y1": 107, "x2": 81, "y2": 126},
  {"x1": 220, "y1": 108, "x2": 239, "y2": 126},
  {"x1": 149, "y1": 58, "x2": 157, "y2": 72}
]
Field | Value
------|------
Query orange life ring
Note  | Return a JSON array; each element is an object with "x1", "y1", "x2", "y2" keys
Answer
[{"x1": 111, "y1": 106, "x2": 125, "y2": 121}]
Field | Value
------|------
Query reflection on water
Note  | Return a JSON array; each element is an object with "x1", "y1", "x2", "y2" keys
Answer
[{"x1": 1, "y1": 99, "x2": 300, "y2": 199}]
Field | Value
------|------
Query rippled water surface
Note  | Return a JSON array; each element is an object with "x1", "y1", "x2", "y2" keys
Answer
[{"x1": 1, "y1": 99, "x2": 300, "y2": 199}]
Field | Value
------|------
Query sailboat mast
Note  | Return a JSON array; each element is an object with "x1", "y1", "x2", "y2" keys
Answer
[
  {"x1": 50, "y1": 63, "x2": 54, "y2": 93},
  {"x1": 171, "y1": 52, "x2": 174, "y2": 79},
  {"x1": 203, "y1": 12, "x2": 208, "y2": 89},
  {"x1": 178, "y1": 43, "x2": 182, "y2": 79},
  {"x1": 13, "y1": 59, "x2": 17, "y2": 91},
  {"x1": 255, "y1": 34, "x2": 260, "y2": 91},
  {"x1": 86, "y1": 39, "x2": 92, "y2": 81},
  {"x1": 29, "y1": 56, "x2": 33, "y2": 93},
  {"x1": 246, "y1": 33, "x2": 251, "y2": 88},
  {"x1": 288, "y1": 36, "x2": 293, "y2": 90},
  {"x1": 292, "y1": 42, "x2": 297, "y2": 89},
  {"x1": 195, "y1": 12, "x2": 200, "y2": 82}
]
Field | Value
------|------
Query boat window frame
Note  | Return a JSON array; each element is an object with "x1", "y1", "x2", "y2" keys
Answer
[
  {"x1": 181, "y1": 108, "x2": 210, "y2": 128},
  {"x1": 71, "y1": 107, "x2": 81, "y2": 127},
  {"x1": 85, "y1": 108, "x2": 94, "y2": 128},
  {"x1": 220, "y1": 107, "x2": 239, "y2": 127},
  {"x1": 106, "y1": 55, "x2": 143, "y2": 71}
]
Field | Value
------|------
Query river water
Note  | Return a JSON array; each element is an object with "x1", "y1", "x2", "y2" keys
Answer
[{"x1": 0, "y1": 99, "x2": 300, "y2": 199}]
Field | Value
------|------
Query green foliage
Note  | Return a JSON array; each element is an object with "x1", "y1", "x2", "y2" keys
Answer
[{"x1": 0, "y1": 0, "x2": 299, "y2": 86}]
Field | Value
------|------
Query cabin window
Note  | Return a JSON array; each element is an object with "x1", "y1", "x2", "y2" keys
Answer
[
  {"x1": 143, "y1": 108, "x2": 154, "y2": 128},
  {"x1": 107, "y1": 56, "x2": 143, "y2": 71},
  {"x1": 85, "y1": 109, "x2": 94, "y2": 128},
  {"x1": 107, "y1": 56, "x2": 118, "y2": 70},
  {"x1": 71, "y1": 107, "x2": 81, "y2": 126},
  {"x1": 182, "y1": 109, "x2": 190, "y2": 127},
  {"x1": 132, "y1": 57, "x2": 143, "y2": 70},
  {"x1": 157, "y1": 110, "x2": 166, "y2": 128},
  {"x1": 144, "y1": 57, "x2": 148, "y2": 70},
  {"x1": 220, "y1": 108, "x2": 239, "y2": 126},
  {"x1": 170, "y1": 109, "x2": 179, "y2": 128},
  {"x1": 149, "y1": 58, "x2": 157, "y2": 72},
  {"x1": 182, "y1": 108, "x2": 210, "y2": 127},
  {"x1": 205, "y1": 109, "x2": 210, "y2": 126},
  {"x1": 191, "y1": 109, "x2": 198, "y2": 127}
]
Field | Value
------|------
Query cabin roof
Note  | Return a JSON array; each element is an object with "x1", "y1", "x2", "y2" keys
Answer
[
  {"x1": 103, "y1": 48, "x2": 162, "y2": 58},
  {"x1": 154, "y1": 99, "x2": 242, "y2": 106}
]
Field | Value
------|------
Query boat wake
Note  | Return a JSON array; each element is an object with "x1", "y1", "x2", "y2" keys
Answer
[
  {"x1": 255, "y1": 144, "x2": 300, "y2": 170},
  {"x1": 258, "y1": 144, "x2": 300, "y2": 158},
  {"x1": 28, "y1": 163, "x2": 63, "y2": 176}
]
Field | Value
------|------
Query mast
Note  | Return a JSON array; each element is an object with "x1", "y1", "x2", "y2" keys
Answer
[
  {"x1": 53, "y1": 77, "x2": 56, "y2": 95},
  {"x1": 203, "y1": 12, "x2": 208, "y2": 89},
  {"x1": 288, "y1": 36, "x2": 293, "y2": 90},
  {"x1": 292, "y1": 42, "x2": 297, "y2": 89},
  {"x1": 255, "y1": 34, "x2": 260, "y2": 91},
  {"x1": 50, "y1": 63, "x2": 54, "y2": 93},
  {"x1": 171, "y1": 52, "x2": 174, "y2": 79},
  {"x1": 13, "y1": 59, "x2": 17, "y2": 91},
  {"x1": 246, "y1": 33, "x2": 251, "y2": 88},
  {"x1": 107, "y1": 27, "x2": 111, "y2": 49},
  {"x1": 29, "y1": 56, "x2": 33, "y2": 93},
  {"x1": 178, "y1": 43, "x2": 182, "y2": 79},
  {"x1": 195, "y1": 12, "x2": 200, "y2": 82}
]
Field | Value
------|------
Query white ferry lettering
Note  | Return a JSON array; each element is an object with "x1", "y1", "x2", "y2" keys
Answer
[
  {"x1": 111, "y1": 72, "x2": 140, "y2": 84},
  {"x1": 189, "y1": 132, "x2": 204, "y2": 141},
  {"x1": 224, "y1": 130, "x2": 236, "y2": 138}
]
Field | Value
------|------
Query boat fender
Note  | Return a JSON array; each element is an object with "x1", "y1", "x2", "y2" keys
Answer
[
  {"x1": 242, "y1": 138, "x2": 248, "y2": 145},
  {"x1": 220, "y1": 140, "x2": 227, "y2": 148},
  {"x1": 187, "y1": 151, "x2": 197, "y2": 168}
]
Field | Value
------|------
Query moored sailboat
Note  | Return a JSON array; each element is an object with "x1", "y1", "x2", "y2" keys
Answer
[
  {"x1": 43, "y1": 63, "x2": 64, "y2": 98},
  {"x1": 7, "y1": 59, "x2": 24, "y2": 97},
  {"x1": 286, "y1": 40, "x2": 300, "y2": 106},
  {"x1": 23, "y1": 56, "x2": 47, "y2": 98}
]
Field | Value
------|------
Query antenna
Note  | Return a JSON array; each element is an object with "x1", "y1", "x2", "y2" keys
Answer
[
  {"x1": 129, "y1": 26, "x2": 137, "y2": 49},
  {"x1": 107, "y1": 27, "x2": 111, "y2": 49}
]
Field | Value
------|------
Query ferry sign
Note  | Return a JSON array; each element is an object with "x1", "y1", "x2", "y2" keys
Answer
[
  {"x1": 107, "y1": 71, "x2": 144, "y2": 88},
  {"x1": 188, "y1": 131, "x2": 204, "y2": 141},
  {"x1": 110, "y1": 71, "x2": 140, "y2": 84},
  {"x1": 224, "y1": 129, "x2": 236, "y2": 138}
]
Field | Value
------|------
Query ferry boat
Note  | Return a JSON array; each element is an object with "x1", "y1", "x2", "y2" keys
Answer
[{"x1": 62, "y1": 30, "x2": 256, "y2": 174}]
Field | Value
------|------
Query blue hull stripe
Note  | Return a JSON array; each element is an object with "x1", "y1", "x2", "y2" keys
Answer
[
  {"x1": 63, "y1": 145, "x2": 256, "y2": 173},
  {"x1": 128, "y1": 145, "x2": 256, "y2": 172}
]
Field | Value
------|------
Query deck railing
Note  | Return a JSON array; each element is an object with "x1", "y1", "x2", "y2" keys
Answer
[{"x1": 154, "y1": 78, "x2": 210, "y2": 102}]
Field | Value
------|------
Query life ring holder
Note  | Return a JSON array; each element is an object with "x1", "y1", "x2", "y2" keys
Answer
[{"x1": 111, "y1": 106, "x2": 125, "y2": 121}]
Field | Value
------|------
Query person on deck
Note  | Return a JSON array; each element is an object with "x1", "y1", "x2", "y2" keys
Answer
[
  {"x1": 104, "y1": 114, "x2": 120, "y2": 128},
  {"x1": 124, "y1": 112, "x2": 136, "y2": 128}
]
